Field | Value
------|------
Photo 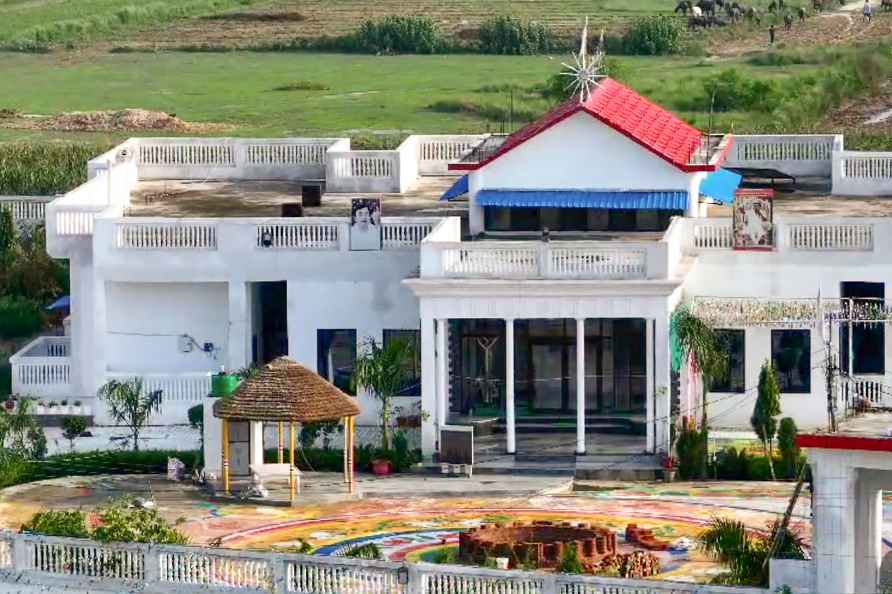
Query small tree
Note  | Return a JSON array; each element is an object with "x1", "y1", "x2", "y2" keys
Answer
[
  {"x1": 97, "y1": 378, "x2": 161, "y2": 452},
  {"x1": 61, "y1": 416, "x2": 88, "y2": 452},
  {"x1": 752, "y1": 361, "x2": 782, "y2": 480},
  {"x1": 352, "y1": 337, "x2": 415, "y2": 451},
  {"x1": 0, "y1": 398, "x2": 45, "y2": 459},
  {"x1": 0, "y1": 208, "x2": 16, "y2": 264},
  {"x1": 777, "y1": 417, "x2": 800, "y2": 479}
]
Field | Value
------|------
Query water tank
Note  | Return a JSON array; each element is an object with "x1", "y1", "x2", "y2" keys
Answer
[{"x1": 211, "y1": 373, "x2": 241, "y2": 397}]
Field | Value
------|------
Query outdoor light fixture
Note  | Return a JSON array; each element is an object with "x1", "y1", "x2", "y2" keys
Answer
[
  {"x1": 397, "y1": 566, "x2": 409, "y2": 585},
  {"x1": 260, "y1": 231, "x2": 273, "y2": 248}
]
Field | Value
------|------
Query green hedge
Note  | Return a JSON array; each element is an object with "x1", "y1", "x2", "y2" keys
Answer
[
  {"x1": 477, "y1": 16, "x2": 555, "y2": 55},
  {"x1": 0, "y1": 143, "x2": 111, "y2": 195},
  {"x1": 711, "y1": 446, "x2": 806, "y2": 481},
  {"x1": 0, "y1": 296, "x2": 44, "y2": 339}
]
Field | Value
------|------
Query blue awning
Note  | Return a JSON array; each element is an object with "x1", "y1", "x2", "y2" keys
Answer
[
  {"x1": 474, "y1": 189, "x2": 689, "y2": 210},
  {"x1": 46, "y1": 295, "x2": 70, "y2": 311},
  {"x1": 440, "y1": 175, "x2": 469, "y2": 201},
  {"x1": 699, "y1": 168, "x2": 742, "y2": 204}
]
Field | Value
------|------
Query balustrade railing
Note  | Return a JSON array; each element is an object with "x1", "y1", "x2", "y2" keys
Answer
[
  {"x1": 382, "y1": 220, "x2": 436, "y2": 249},
  {"x1": 0, "y1": 533, "x2": 771, "y2": 594},
  {"x1": 8, "y1": 336, "x2": 72, "y2": 398},
  {"x1": 725, "y1": 134, "x2": 840, "y2": 177},
  {"x1": 106, "y1": 372, "x2": 211, "y2": 404},
  {"x1": 786, "y1": 223, "x2": 873, "y2": 251},
  {"x1": 833, "y1": 150, "x2": 892, "y2": 196},
  {"x1": 0, "y1": 196, "x2": 50, "y2": 224},
  {"x1": 115, "y1": 220, "x2": 218, "y2": 249},
  {"x1": 139, "y1": 141, "x2": 236, "y2": 169},
  {"x1": 245, "y1": 142, "x2": 327, "y2": 166},
  {"x1": 690, "y1": 220, "x2": 733, "y2": 250},
  {"x1": 549, "y1": 247, "x2": 647, "y2": 279},
  {"x1": 256, "y1": 220, "x2": 340, "y2": 250}
]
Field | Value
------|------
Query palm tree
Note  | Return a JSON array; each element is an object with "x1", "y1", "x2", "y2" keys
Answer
[
  {"x1": 698, "y1": 517, "x2": 806, "y2": 586},
  {"x1": 352, "y1": 337, "x2": 416, "y2": 451},
  {"x1": 97, "y1": 378, "x2": 161, "y2": 452}
]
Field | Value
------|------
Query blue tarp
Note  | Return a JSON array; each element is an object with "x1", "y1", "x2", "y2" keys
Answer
[
  {"x1": 440, "y1": 175, "x2": 469, "y2": 201},
  {"x1": 699, "y1": 168, "x2": 742, "y2": 204},
  {"x1": 474, "y1": 189, "x2": 689, "y2": 210},
  {"x1": 46, "y1": 295, "x2": 70, "y2": 311}
]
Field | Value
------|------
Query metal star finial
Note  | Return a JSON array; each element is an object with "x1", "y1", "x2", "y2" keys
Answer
[{"x1": 560, "y1": 18, "x2": 606, "y2": 103}]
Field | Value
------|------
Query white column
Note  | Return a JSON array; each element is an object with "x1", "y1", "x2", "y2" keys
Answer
[
  {"x1": 249, "y1": 421, "x2": 264, "y2": 470},
  {"x1": 420, "y1": 316, "x2": 437, "y2": 457},
  {"x1": 854, "y1": 473, "x2": 883, "y2": 594},
  {"x1": 91, "y1": 274, "x2": 108, "y2": 397},
  {"x1": 646, "y1": 318, "x2": 656, "y2": 453},
  {"x1": 812, "y1": 451, "x2": 856, "y2": 594},
  {"x1": 505, "y1": 319, "x2": 516, "y2": 455},
  {"x1": 227, "y1": 281, "x2": 251, "y2": 371},
  {"x1": 436, "y1": 318, "x2": 448, "y2": 431},
  {"x1": 653, "y1": 315, "x2": 670, "y2": 455},
  {"x1": 576, "y1": 318, "x2": 585, "y2": 455}
]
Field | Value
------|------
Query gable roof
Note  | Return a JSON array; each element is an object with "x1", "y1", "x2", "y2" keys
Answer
[{"x1": 452, "y1": 78, "x2": 719, "y2": 173}]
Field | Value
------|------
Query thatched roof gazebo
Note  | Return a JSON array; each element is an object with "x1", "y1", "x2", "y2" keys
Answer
[{"x1": 213, "y1": 356, "x2": 360, "y2": 503}]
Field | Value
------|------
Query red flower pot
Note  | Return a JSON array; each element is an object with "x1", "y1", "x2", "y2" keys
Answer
[
  {"x1": 3, "y1": 399, "x2": 15, "y2": 411},
  {"x1": 372, "y1": 459, "x2": 393, "y2": 476}
]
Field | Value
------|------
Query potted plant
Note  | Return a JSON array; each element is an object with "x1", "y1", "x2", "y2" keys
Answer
[
  {"x1": 2, "y1": 397, "x2": 15, "y2": 412},
  {"x1": 36, "y1": 401, "x2": 47, "y2": 414},
  {"x1": 72, "y1": 400, "x2": 83, "y2": 415},
  {"x1": 661, "y1": 454, "x2": 677, "y2": 482},
  {"x1": 371, "y1": 452, "x2": 393, "y2": 476}
]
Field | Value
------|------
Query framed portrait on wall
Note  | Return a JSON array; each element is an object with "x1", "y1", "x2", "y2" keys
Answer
[
  {"x1": 349, "y1": 198, "x2": 382, "y2": 251},
  {"x1": 732, "y1": 189, "x2": 774, "y2": 251}
]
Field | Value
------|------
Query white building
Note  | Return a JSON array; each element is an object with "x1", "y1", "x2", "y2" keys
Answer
[{"x1": 9, "y1": 77, "x2": 892, "y2": 471}]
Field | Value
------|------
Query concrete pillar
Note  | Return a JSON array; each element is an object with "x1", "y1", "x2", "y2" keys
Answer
[
  {"x1": 854, "y1": 472, "x2": 882, "y2": 594},
  {"x1": 646, "y1": 318, "x2": 656, "y2": 453},
  {"x1": 576, "y1": 318, "x2": 585, "y2": 455},
  {"x1": 227, "y1": 281, "x2": 251, "y2": 371},
  {"x1": 506, "y1": 318, "x2": 516, "y2": 455},
  {"x1": 249, "y1": 421, "x2": 264, "y2": 471},
  {"x1": 420, "y1": 316, "x2": 437, "y2": 457},
  {"x1": 91, "y1": 274, "x2": 108, "y2": 399},
  {"x1": 812, "y1": 453, "x2": 856, "y2": 594},
  {"x1": 202, "y1": 395, "x2": 222, "y2": 475},
  {"x1": 653, "y1": 315, "x2": 670, "y2": 455},
  {"x1": 436, "y1": 318, "x2": 448, "y2": 430}
]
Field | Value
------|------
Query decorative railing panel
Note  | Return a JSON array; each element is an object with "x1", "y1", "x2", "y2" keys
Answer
[
  {"x1": 549, "y1": 248, "x2": 647, "y2": 279},
  {"x1": 382, "y1": 221, "x2": 436, "y2": 249},
  {"x1": 690, "y1": 220, "x2": 733, "y2": 250},
  {"x1": 23, "y1": 536, "x2": 144, "y2": 581},
  {"x1": 159, "y1": 550, "x2": 272, "y2": 589},
  {"x1": 139, "y1": 142, "x2": 235, "y2": 168},
  {"x1": 115, "y1": 221, "x2": 218, "y2": 249},
  {"x1": 9, "y1": 336, "x2": 72, "y2": 398},
  {"x1": 255, "y1": 221, "x2": 340, "y2": 250},
  {"x1": 786, "y1": 223, "x2": 873, "y2": 251},
  {"x1": 0, "y1": 196, "x2": 50, "y2": 225},
  {"x1": 287, "y1": 559, "x2": 407, "y2": 594},
  {"x1": 442, "y1": 245, "x2": 539, "y2": 278},
  {"x1": 246, "y1": 142, "x2": 327, "y2": 166},
  {"x1": 107, "y1": 372, "x2": 212, "y2": 404}
]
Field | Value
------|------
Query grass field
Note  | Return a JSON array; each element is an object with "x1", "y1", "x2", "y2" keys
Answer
[{"x1": 0, "y1": 51, "x2": 823, "y2": 144}]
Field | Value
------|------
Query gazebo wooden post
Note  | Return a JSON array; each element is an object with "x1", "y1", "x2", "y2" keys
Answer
[
  {"x1": 289, "y1": 421, "x2": 297, "y2": 503},
  {"x1": 221, "y1": 418, "x2": 230, "y2": 495},
  {"x1": 342, "y1": 417, "x2": 349, "y2": 484},
  {"x1": 348, "y1": 416, "x2": 356, "y2": 494},
  {"x1": 277, "y1": 422, "x2": 284, "y2": 464}
]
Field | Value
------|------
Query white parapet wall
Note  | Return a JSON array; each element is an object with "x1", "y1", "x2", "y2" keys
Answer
[
  {"x1": 832, "y1": 150, "x2": 892, "y2": 196},
  {"x1": 724, "y1": 134, "x2": 843, "y2": 178},
  {"x1": 0, "y1": 196, "x2": 52, "y2": 226},
  {"x1": 0, "y1": 531, "x2": 773, "y2": 594}
]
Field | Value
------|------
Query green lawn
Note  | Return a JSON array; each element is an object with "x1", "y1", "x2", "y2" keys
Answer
[{"x1": 0, "y1": 51, "x2": 821, "y2": 143}]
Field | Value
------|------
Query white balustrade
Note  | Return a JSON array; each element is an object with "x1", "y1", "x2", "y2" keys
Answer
[
  {"x1": 246, "y1": 142, "x2": 327, "y2": 166},
  {"x1": 417, "y1": 135, "x2": 487, "y2": 174},
  {"x1": 690, "y1": 220, "x2": 733, "y2": 250},
  {"x1": 9, "y1": 336, "x2": 72, "y2": 398},
  {"x1": 139, "y1": 141, "x2": 235, "y2": 169},
  {"x1": 0, "y1": 533, "x2": 772, "y2": 594},
  {"x1": 442, "y1": 244, "x2": 539, "y2": 278},
  {"x1": 106, "y1": 372, "x2": 212, "y2": 404},
  {"x1": 331, "y1": 154, "x2": 394, "y2": 178},
  {"x1": 256, "y1": 221, "x2": 340, "y2": 250},
  {"x1": 382, "y1": 220, "x2": 436, "y2": 249},
  {"x1": 115, "y1": 220, "x2": 218, "y2": 249},
  {"x1": 725, "y1": 134, "x2": 840, "y2": 177},
  {"x1": 786, "y1": 223, "x2": 873, "y2": 251},
  {"x1": 833, "y1": 151, "x2": 892, "y2": 196},
  {"x1": 549, "y1": 247, "x2": 646, "y2": 279},
  {"x1": 159, "y1": 550, "x2": 272, "y2": 589},
  {"x1": 22, "y1": 535, "x2": 144, "y2": 581},
  {"x1": 0, "y1": 196, "x2": 50, "y2": 225}
]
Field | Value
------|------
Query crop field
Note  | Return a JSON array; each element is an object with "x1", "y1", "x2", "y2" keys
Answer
[{"x1": 0, "y1": 51, "x2": 825, "y2": 144}]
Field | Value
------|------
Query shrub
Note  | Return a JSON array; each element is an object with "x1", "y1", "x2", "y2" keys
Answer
[
  {"x1": 61, "y1": 417, "x2": 89, "y2": 451},
  {"x1": 777, "y1": 417, "x2": 800, "y2": 479},
  {"x1": 351, "y1": 16, "x2": 446, "y2": 54},
  {"x1": 714, "y1": 446, "x2": 743, "y2": 480},
  {"x1": 558, "y1": 544, "x2": 585, "y2": 574},
  {"x1": 187, "y1": 404, "x2": 203, "y2": 430},
  {"x1": 676, "y1": 422, "x2": 708, "y2": 480},
  {"x1": 92, "y1": 498, "x2": 189, "y2": 544},
  {"x1": 477, "y1": 16, "x2": 554, "y2": 55},
  {"x1": 0, "y1": 296, "x2": 44, "y2": 339},
  {"x1": 21, "y1": 510, "x2": 89, "y2": 538},
  {"x1": 622, "y1": 16, "x2": 685, "y2": 56},
  {"x1": 699, "y1": 69, "x2": 781, "y2": 112},
  {"x1": 0, "y1": 449, "x2": 31, "y2": 489},
  {"x1": 271, "y1": 80, "x2": 330, "y2": 91},
  {"x1": 344, "y1": 542, "x2": 382, "y2": 560}
]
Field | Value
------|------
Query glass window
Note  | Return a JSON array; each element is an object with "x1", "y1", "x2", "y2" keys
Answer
[
  {"x1": 771, "y1": 329, "x2": 811, "y2": 394},
  {"x1": 317, "y1": 329, "x2": 356, "y2": 395},
  {"x1": 841, "y1": 282, "x2": 885, "y2": 375},
  {"x1": 711, "y1": 329, "x2": 745, "y2": 393},
  {"x1": 383, "y1": 329, "x2": 421, "y2": 397}
]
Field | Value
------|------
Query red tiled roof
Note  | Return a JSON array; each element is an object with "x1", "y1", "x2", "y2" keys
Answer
[{"x1": 453, "y1": 78, "x2": 712, "y2": 173}]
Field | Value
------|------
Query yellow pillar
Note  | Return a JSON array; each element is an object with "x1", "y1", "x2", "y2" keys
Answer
[
  {"x1": 343, "y1": 417, "x2": 349, "y2": 484},
  {"x1": 348, "y1": 416, "x2": 356, "y2": 494},
  {"x1": 222, "y1": 418, "x2": 230, "y2": 495},
  {"x1": 289, "y1": 422, "x2": 297, "y2": 503},
  {"x1": 277, "y1": 422, "x2": 284, "y2": 464}
]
